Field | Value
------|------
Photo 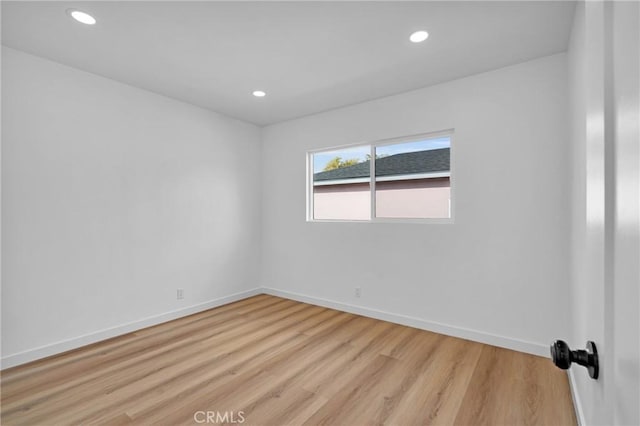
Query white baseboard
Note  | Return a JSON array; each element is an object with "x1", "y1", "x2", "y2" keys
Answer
[
  {"x1": 568, "y1": 369, "x2": 586, "y2": 426},
  {"x1": 1, "y1": 288, "x2": 262, "y2": 369},
  {"x1": 2, "y1": 286, "x2": 552, "y2": 369},
  {"x1": 262, "y1": 287, "x2": 549, "y2": 357}
]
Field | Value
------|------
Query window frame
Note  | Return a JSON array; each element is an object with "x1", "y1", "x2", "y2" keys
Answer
[{"x1": 307, "y1": 129, "x2": 455, "y2": 224}]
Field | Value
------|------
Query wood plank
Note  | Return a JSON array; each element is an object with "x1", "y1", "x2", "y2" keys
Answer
[{"x1": 0, "y1": 295, "x2": 576, "y2": 426}]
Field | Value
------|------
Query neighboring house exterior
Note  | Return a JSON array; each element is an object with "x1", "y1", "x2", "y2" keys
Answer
[{"x1": 313, "y1": 148, "x2": 451, "y2": 220}]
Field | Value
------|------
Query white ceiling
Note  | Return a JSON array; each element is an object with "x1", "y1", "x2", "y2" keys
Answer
[{"x1": 1, "y1": 1, "x2": 576, "y2": 126}]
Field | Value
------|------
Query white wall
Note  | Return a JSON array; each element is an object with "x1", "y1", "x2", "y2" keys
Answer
[
  {"x1": 1, "y1": 47, "x2": 262, "y2": 367},
  {"x1": 261, "y1": 53, "x2": 570, "y2": 356}
]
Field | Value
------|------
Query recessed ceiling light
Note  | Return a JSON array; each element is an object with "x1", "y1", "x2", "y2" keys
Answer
[
  {"x1": 252, "y1": 90, "x2": 266, "y2": 98},
  {"x1": 409, "y1": 30, "x2": 429, "y2": 43},
  {"x1": 68, "y1": 10, "x2": 96, "y2": 25}
]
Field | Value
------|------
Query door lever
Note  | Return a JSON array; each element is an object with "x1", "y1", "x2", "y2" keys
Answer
[{"x1": 550, "y1": 340, "x2": 599, "y2": 380}]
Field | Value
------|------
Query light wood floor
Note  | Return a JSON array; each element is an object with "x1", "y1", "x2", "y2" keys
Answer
[{"x1": 1, "y1": 295, "x2": 576, "y2": 425}]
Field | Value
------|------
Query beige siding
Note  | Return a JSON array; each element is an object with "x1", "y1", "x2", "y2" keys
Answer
[
  {"x1": 313, "y1": 178, "x2": 450, "y2": 220},
  {"x1": 313, "y1": 182, "x2": 370, "y2": 220}
]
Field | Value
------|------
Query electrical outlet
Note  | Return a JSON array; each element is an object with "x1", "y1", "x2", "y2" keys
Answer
[
  {"x1": 355, "y1": 287, "x2": 361, "y2": 298},
  {"x1": 177, "y1": 289, "x2": 184, "y2": 300}
]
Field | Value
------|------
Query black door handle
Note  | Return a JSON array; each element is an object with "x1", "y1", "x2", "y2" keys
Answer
[{"x1": 550, "y1": 340, "x2": 599, "y2": 380}]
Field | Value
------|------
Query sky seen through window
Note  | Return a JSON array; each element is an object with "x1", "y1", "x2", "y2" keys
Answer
[{"x1": 313, "y1": 136, "x2": 450, "y2": 173}]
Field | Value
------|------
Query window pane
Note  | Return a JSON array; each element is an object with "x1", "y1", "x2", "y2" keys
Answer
[
  {"x1": 375, "y1": 137, "x2": 451, "y2": 219},
  {"x1": 312, "y1": 146, "x2": 371, "y2": 220}
]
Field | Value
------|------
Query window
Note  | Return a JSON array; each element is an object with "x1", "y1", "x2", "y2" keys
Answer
[{"x1": 308, "y1": 131, "x2": 452, "y2": 222}]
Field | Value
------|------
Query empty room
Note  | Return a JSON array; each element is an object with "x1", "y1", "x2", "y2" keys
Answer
[{"x1": 1, "y1": 1, "x2": 638, "y2": 425}]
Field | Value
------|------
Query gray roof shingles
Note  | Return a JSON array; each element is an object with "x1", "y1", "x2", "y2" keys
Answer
[{"x1": 313, "y1": 148, "x2": 450, "y2": 182}]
